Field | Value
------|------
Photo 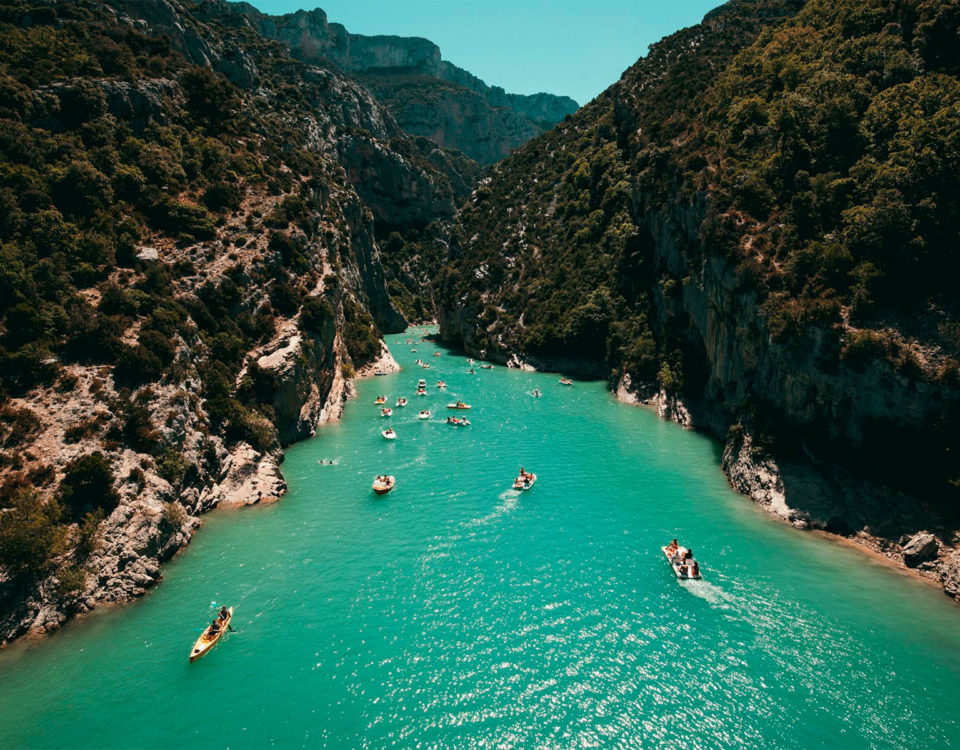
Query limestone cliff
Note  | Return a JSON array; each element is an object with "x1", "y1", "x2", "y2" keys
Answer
[
  {"x1": 235, "y1": 4, "x2": 579, "y2": 164},
  {"x1": 0, "y1": 0, "x2": 460, "y2": 643},
  {"x1": 437, "y1": 0, "x2": 960, "y2": 596}
]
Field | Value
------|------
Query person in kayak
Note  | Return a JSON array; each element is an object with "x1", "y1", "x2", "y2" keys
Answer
[
  {"x1": 219, "y1": 606, "x2": 230, "y2": 621},
  {"x1": 208, "y1": 619, "x2": 221, "y2": 636}
]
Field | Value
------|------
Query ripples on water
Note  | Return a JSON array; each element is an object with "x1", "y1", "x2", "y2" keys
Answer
[{"x1": 1, "y1": 328, "x2": 959, "y2": 749}]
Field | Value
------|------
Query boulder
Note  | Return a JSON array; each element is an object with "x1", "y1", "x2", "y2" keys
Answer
[
  {"x1": 902, "y1": 532, "x2": 938, "y2": 567},
  {"x1": 942, "y1": 552, "x2": 960, "y2": 598}
]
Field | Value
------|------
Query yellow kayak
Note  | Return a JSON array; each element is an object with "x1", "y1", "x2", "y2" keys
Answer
[{"x1": 189, "y1": 607, "x2": 233, "y2": 662}]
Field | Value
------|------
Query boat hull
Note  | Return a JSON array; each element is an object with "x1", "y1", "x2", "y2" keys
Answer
[
  {"x1": 661, "y1": 546, "x2": 702, "y2": 579},
  {"x1": 373, "y1": 477, "x2": 395, "y2": 495},
  {"x1": 189, "y1": 607, "x2": 233, "y2": 662}
]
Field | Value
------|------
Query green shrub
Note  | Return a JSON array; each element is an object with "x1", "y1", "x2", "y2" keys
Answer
[
  {"x1": 59, "y1": 452, "x2": 119, "y2": 520},
  {"x1": 0, "y1": 488, "x2": 66, "y2": 578}
]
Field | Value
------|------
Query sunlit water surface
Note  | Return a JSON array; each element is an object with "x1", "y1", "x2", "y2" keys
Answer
[{"x1": 2, "y1": 328, "x2": 959, "y2": 749}]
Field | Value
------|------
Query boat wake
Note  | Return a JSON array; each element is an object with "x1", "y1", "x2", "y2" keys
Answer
[
  {"x1": 679, "y1": 579, "x2": 733, "y2": 607},
  {"x1": 465, "y1": 489, "x2": 520, "y2": 528}
]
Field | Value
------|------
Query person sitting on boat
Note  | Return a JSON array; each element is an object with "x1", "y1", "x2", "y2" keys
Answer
[
  {"x1": 666, "y1": 539, "x2": 679, "y2": 555},
  {"x1": 219, "y1": 606, "x2": 230, "y2": 622}
]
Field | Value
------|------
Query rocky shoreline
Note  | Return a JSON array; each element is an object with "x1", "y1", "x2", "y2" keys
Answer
[
  {"x1": 612, "y1": 373, "x2": 960, "y2": 603},
  {"x1": 0, "y1": 336, "x2": 399, "y2": 646}
]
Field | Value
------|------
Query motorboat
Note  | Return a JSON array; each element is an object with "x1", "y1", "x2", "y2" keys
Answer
[
  {"x1": 513, "y1": 472, "x2": 537, "y2": 491},
  {"x1": 372, "y1": 475, "x2": 395, "y2": 495},
  {"x1": 559, "y1": 377, "x2": 572, "y2": 386},
  {"x1": 661, "y1": 543, "x2": 702, "y2": 580}
]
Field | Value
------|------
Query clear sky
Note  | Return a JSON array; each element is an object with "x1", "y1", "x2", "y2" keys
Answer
[{"x1": 246, "y1": 1, "x2": 725, "y2": 106}]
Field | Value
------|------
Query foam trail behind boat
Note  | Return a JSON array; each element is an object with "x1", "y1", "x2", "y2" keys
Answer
[{"x1": 679, "y1": 579, "x2": 733, "y2": 607}]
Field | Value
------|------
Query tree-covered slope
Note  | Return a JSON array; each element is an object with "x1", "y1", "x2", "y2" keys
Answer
[
  {"x1": 439, "y1": 0, "x2": 960, "y2": 586},
  {"x1": 0, "y1": 0, "x2": 465, "y2": 642}
]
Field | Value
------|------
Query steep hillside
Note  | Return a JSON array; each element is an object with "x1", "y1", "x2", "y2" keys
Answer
[
  {"x1": 0, "y1": 0, "x2": 463, "y2": 642},
  {"x1": 438, "y1": 0, "x2": 960, "y2": 594},
  {"x1": 237, "y1": 5, "x2": 580, "y2": 164}
]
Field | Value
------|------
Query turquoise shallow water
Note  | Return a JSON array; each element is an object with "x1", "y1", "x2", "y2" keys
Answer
[{"x1": 2, "y1": 327, "x2": 960, "y2": 749}]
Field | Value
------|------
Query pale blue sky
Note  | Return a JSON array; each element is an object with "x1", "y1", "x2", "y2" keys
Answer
[{"x1": 247, "y1": 1, "x2": 725, "y2": 105}]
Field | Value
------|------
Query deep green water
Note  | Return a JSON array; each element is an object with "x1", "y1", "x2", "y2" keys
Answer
[{"x1": 2, "y1": 327, "x2": 960, "y2": 749}]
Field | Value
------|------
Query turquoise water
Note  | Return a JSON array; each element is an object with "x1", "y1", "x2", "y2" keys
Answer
[{"x1": 2, "y1": 327, "x2": 960, "y2": 749}]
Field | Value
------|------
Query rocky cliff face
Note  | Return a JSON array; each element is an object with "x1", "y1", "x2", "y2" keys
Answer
[
  {"x1": 438, "y1": 0, "x2": 960, "y2": 597},
  {"x1": 236, "y1": 4, "x2": 579, "y2": 164},
  {"x1": 0, "y1": 0, "x2": 464, "y2": 643}
]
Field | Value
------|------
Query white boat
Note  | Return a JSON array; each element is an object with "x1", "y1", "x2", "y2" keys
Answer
[
  {"x1": 418, "y1": 410, "x2": 431, "y2": 419},
  {"x1": 446, "y1": 417, "x2": 470, "y2": 426},
  {"x1": 374, "y1": 395, "x2": 386, "y2": 405},
  {"x1": 396, "y1": 397, "x2": 408, "y2": 407},
  {"x1": 416, "y1": 389, "x2": 427, "y2": 396},
  {"x1": 480, "y1": 364, "x2": 494, "y2": 369},
  {"x1": 380, "y1": 407, "x2": 393, "y2": 417},
  {"x1": 531, "y1": 389, "x2": 542, "y2": 398},
  {"x1": 372, "y1": 475, "x2": 395, "y2": 495},
  {"x1": 381, "y1": 428, "x2": 397, "y2": 440},
  {"x1": 513, "y1": 472, "x2": 537, "y2": 491},
  {"x1": 447, "y1": 402, "x2": 471, "y2": 410},
  {"x1": 559, "y1": 377, "x2": 572, "y2": 386},
  {"x1": 661, "y1": 545, "x2": 702, "y2": 580},
  {"x1": 417, "y1": 379, "x2": 427, "y2": 388}
]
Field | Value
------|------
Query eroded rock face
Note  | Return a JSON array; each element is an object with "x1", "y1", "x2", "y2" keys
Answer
[
  {"x1": 238, "y1": 4, "x2": 578, "y2": 164},
  {"x1": 902, "y1": 533, "x2": 939, "y2": 568},
  {"x1": 1, "y1": 0, "x2": 456, "y2": 644}
]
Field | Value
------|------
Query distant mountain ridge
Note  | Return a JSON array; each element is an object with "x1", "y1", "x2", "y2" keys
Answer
[{"x1": 234, "y1": 4, "x2": 580, "y2": 163}]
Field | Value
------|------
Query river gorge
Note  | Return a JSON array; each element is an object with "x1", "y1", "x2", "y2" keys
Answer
[{"x1": 1, "y1": 329, "x2": 959, "y2": 749}]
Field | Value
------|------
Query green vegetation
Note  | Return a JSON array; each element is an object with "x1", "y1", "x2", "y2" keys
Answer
[{"x1": 441, "y1": 0, "x2": 960, "y2": 501}]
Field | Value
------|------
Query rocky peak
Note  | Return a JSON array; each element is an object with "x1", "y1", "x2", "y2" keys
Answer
[{"x1": 234, "y1": 3, "x2": 579, "y2": 163}]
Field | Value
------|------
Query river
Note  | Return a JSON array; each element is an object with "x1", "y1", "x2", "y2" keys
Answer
[{"x1": 1, "y1": 327, "x2": 959, "y2": 749}]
